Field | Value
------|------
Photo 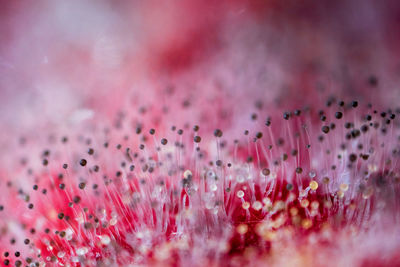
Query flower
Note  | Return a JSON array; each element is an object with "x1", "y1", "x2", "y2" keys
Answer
[
  {"x1": 1, "y1": 97, "x2": 400, "y2": 266},
  {"x1": 1, "y1": 1, "x2": 400, "y2": 266}
]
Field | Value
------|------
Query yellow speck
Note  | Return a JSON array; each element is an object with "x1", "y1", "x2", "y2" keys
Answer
[
  {"x1": 252, "y1": 201, "x2": 262, "y2": 211},
  {"x1": 301, "y1": 219, "x2": 313, "y2": 229},
  {"x1": 292, "y1": 215, "x2": 301, "y2": 225},
  {"x1": 262, "y1": 197, "x2": 271, "y2": 205},
  {"x1": 300, "y1": 199, "x2": 310, "y2": 208},
  {"x1": 242, "y1": 202, "x2": 250, "y2": 210},
  {"x1": 362, "y1": 187, "x2": 374, "y2": 199},
  {"x1": 255, "y1": 223, "x2": 276, "y2": 240},
  {"x1": 340, "y1": 183, "x2": 349, "y2": 191},
  {"x1": 274, "y1": 200, "x2": 285, "y2": 211},
  {"x1": 272, "y1": 214, "x2": 286, "y2": 228},
  {"x1": 368, "y1": 164, "x2": 377, "y2": 173},
  {"x1": 110, "y1": 217, "x2": 118, "y2": 226},
  {"x1": 309, "y1": 180, "x2": 318, "y2": 190},
  {"x1": 337, "y1": 191, "x2": 344, "y2": 198},
  {"x1": 100, "y1": 235, "x2": 111, "y2": 245},
  {"x1": 183, "y1": 170, "x2": 192, "y2": 179},
  {"x1": 324, "y1": 200, "x2": 332, "y2": 208},
  {"x1": 290, "y1": 207, "x2": 299, "y2": 216},
  {"x1": 48, "y1": 209, "x2": 58, "y2": 220},
  {"x1": 255, "y1": 223, "x2": 267, "y2": 236},
  {"x1": 262, "y1": 231, "x2": 276, "y2": 241},
  {"x1": 237, "y1": 224, "x2": 248, "y2": 235}
]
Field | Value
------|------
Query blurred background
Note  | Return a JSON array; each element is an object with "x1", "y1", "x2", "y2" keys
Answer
[{"x1": 1, "y1": 0, "x2": 400, "y2": 134}]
